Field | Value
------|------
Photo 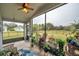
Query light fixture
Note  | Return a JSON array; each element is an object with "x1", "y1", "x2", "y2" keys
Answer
[
  {"x1": 22, "y1": 8, "x2": 28, "y2": 13},
  {"x1": 18, "y1": 3, "x2": 33, "y2": 14}
]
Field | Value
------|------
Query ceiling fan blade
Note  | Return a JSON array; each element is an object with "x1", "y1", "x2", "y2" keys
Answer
[
  {"x1": 26, "y1": 7, "x2": 34, "y2": 10},
  {"x1": 18, "y1": 8, "x2": 23, "y2": 10},
  {"x1": 24, "y1": 3, "x2": 34, "y2": 10}
]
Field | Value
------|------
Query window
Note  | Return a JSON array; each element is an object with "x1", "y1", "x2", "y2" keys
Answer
[{"x1": 3, "y1": 21, "x2": 24, "y2": 40}]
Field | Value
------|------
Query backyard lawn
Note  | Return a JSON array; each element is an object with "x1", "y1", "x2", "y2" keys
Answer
[
  {"x1": 3, "y1": 31, "x2": 24, "y2": 40},
  {"x1": 33, "y1": 30, "x2": 75, "y2": 42},
  {"x1": 3, "y1": 30, "x2": 75, "y2": 41}
]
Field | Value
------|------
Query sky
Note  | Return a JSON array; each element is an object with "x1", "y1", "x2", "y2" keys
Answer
[{"x1": 33, "y1": 3, "x2": 79, "y2": 26}]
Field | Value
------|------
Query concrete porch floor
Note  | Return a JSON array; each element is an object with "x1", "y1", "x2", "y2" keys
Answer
[{"x1": 3, "y1": 40, "x2": 52, "y2": 56}]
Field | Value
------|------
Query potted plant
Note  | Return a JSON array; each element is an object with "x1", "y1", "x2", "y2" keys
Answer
[{"x1": 56, "y1": 39, "x2": 65, "y2": 56}]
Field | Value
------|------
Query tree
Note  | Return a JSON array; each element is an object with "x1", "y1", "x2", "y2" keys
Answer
[
  {"x1": 46, "y1": 23, "x2": 54, "y2": 30},
  {"x1": 33, "y1": 24, "x2": 39, "y2": 32},
  {"x1": 3, "y1": 23, "x2": 18, "y2": 37},
  {"x1": 17, "y1": 25, "x2": 23, "y2": 31},
  {"x1": 4, "y1": 23, "x2": 17, "y2": 31},
  {"x1": 75, "y1": 24, "x2": 79, "y2": 29},
  {"x1": 58, "y1": 25, "x2": 64, "y2": 30},
  {"x1": 72, "y1": 19, "x2": 79, "y2": 29}
]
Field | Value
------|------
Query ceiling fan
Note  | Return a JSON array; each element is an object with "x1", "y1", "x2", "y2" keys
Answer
[{"x1": 18, "y1": 3, "x2": 34, "y2": 13}]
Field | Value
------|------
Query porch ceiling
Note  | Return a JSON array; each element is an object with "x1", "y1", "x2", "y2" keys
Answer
[{"x1": 0, "y1": 3, "x2": 66, "y2": 23}]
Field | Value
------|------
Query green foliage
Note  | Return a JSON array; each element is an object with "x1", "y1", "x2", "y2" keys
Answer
[
  {"x1": 33, "y1": 23, "x2": 77, "y2": 31},
  {"x1": 0, "y1": 46, "x2": 19, "y2": 56},
  {"x1": 33, "y1": 23, "x2": 54, "y2": 31},
  {"x1": 56, "y1": 39, "x2": 65, "y2": 46},
  {"x1": 56, "y1": 39, "x2": 65, "y2": 56},
  {"x1": 31, "y1": 36, "x2": 39, "y2": 47},
  {"x1": 33, "y1": 24, "x2": 39, "y2": 31},
  {"x1": 69, "y1": 26, "x2": 76, "y2": 32},
  {"x1": 8, "y1": 28, "x2": 15, "y2": 31},
  {"x1": 0, "y1": 50, "x2": 6, "y2": 56},
  {"x1": 43, "y1": 43, "x2": 50, "y2": 50},
  {"x1": 75, "y1": 24, "x2": 79, "y2": 29},
  {"x1": 31, "y1": 36, "x2": 35, "y2": 43},
  {"x1": 66, "y1": 36, "x2": 75, "y2": 43},
  {"x1": 4, "y1": 23, "x2": 18, "y2": 31},
  {"x1": 46, "y1": 23, "x2": 54, "y2": 30}
]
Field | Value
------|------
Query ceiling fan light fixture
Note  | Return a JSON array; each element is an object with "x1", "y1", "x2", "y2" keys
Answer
[{"x1": 22, "y1": 8, "x2": 28, "y2": 13}]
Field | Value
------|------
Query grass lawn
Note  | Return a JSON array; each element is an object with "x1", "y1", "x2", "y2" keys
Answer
[
  {"x1": 33, "y1": 30, "x2": 75, "y2": 42},
  {"x1": 3, "y1": 31, "x2": 24, "y2": 40},
  {"x1": 3, "y1": 30, "x2": 75, "y2": 41}
]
